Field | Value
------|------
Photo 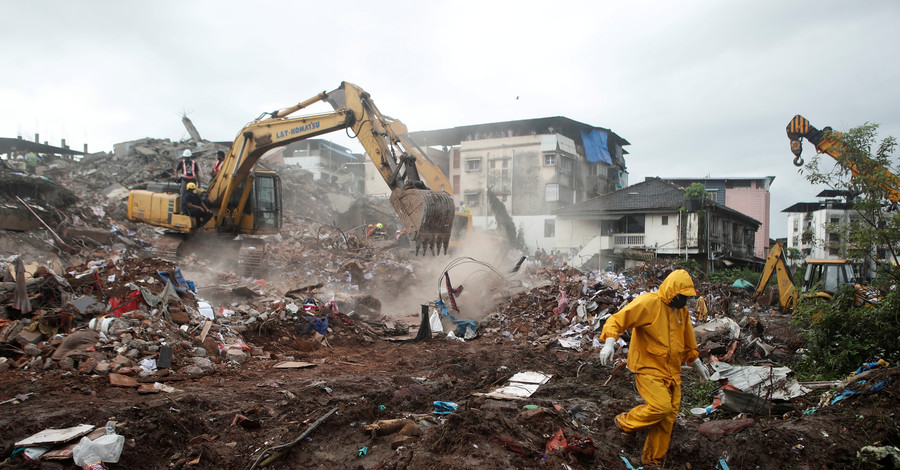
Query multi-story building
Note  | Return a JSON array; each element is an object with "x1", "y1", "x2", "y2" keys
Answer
[
  {"x1": 408, "y1": 117, "x2": 629, "y2": 251},
  {"x1": 557, "y1": 178, "x2": 761, "y2": 272},
  {"x1": 784, "y1": 190, "x2": 858, "y2": 259},
  {"x1": 280, "y1": 139, "x2": 365, "y2": 193},
  {"x1": 661, "y1": 177, "x2": 774, "y2": 259}
]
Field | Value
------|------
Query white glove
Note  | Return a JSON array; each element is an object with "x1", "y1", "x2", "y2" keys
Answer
[
  {"x1": 599, "y1": 337, "x2": 617, "y2": 366},
  {"x1": 693, "y1": 358, "x2": 710, "y2": 381}
]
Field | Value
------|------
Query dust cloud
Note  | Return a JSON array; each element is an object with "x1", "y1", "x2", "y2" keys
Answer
[{"x1": 377, "y1": 231, "x2": 524, "y2": 323}]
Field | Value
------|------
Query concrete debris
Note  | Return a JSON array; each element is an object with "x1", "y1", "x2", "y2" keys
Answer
[{"x1": 3, "y1": 129, "x2": 891, "y2": 469}]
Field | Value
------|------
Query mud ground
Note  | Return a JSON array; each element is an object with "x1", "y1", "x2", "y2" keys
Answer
[{"x1": 2, "y1": 280, "x2": 898, "y2": 470}]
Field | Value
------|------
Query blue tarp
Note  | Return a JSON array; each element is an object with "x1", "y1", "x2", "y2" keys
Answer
[
  {"x1": 581, "y1": 129, "x2": 612, "y2": 164},
  {"x1": 156, "y1": 268, "x2": 196, "y2": 293},
  {"x1": 295, "y1": 315, "x2": 330, "y2": 336},
  {"x1": 433, "y1": 401, "x2": 457, "y2": 414},
  {"x1": 434, "y1": 300, "x2": 478, "y2": 337}
]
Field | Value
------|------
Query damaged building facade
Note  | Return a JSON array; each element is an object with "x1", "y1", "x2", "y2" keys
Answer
[
  {"x1": 409, "y1": 117, "x2": 630, "y2": 251},
  {"x1": 661, "y1": 176, "x2": 774, "y2": 259},
  {"x1": 556, "y1": 178, "x2": 761, "y2": 272}
]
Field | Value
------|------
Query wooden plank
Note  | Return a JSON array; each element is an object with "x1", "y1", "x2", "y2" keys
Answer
[{"x1": 273, "y1": 361, "x2": 317, "y2": 369}]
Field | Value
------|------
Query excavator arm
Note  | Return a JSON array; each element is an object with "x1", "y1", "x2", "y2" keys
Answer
[
  {"x1": 754, "y1": 242, "x2": 797, "y2": 312},
  {"x1": 786, "y1": 115, "x2": 900, "y2": 203},
  {"x1": 206, "y1": 82, "x2": 455, "y2": 254}
]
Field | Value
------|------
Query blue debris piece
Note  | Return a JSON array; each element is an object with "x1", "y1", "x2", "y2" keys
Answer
[
  {"x1": 157, "y1": 267, "x2": 196, "y2": 293},
  {"x1": 294, "y1": 315, "x2": 329, "y2": 336},
  {"x1": 433, "y1": 401, "x2": 457, "y2": 415},
  {"x1": 433, "y1": 300, "x2": 478, "y2": 337}
]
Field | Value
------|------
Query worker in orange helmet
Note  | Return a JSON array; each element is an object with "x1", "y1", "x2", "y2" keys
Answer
[{"x1": 597, "y1": 269, "x2": 709, "y2": 466}]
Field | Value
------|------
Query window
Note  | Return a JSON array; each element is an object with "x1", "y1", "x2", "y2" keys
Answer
[
  {"x1": 544, "y1": 153, "x2": 556, "y2": 166},
  {"x1": 490, "y1": 160, "x2": 496, "y2": 169},
  {"x1": 464, "y1": 192, "x2": 480, "y2": 207},
  {"x1": 588, "y1": 163, "x2": 601, "y2": 177},
  {"x1": 661, "y1": 216, "x2": 669, "y2": 226},
  {"x1": 559, "y1": 156, "x2": 573, "y2": 172},
  {"x1": 464, "y1": 159, "x2": 482, "y2": 172},
  {"x1": 545, "y1": 183, "x2": 559, "y2": 202},
  {"x1": 544, "y1": 219, "x2": 555, "y2": 237},
  {"x1": 453, "y1": 152, "x2": 460, "y2": 169},
  {"x1": 830, "y1": 217, "x2": 840, "y2": 224}
]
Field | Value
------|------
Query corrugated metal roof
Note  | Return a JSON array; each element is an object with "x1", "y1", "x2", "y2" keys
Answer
[{"x1": 319, "y1": 140, "x2": 357, "y2": 160}]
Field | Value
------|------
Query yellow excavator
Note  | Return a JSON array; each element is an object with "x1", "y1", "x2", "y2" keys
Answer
[
  {"x1": 127, "y1": 82, "x2": 456, "y2": 272},
  {"x1": 754, "y1": 243, "x2": 872, "y2": 312}
]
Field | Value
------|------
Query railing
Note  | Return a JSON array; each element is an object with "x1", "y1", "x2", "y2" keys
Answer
[{"x1": 613, "y1": 233, "x2": 645, "y2": 247}]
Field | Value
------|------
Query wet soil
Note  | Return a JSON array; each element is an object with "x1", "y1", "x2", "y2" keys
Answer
[{"x1": 2, "y1": 310, "x2": 898, "y2": 470}]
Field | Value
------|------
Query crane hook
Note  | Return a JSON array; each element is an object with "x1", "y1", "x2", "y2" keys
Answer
[{"x1": 789, "y1": 139, "x2": 804, "y2": 166}]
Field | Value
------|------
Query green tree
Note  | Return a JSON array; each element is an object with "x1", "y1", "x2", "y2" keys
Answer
[
  {"x1": 793, "y1": 122, "x2": 900, "y2": 377},
  {"x1": 786, "y1": 247, "x2": 803, "y2": 267},
  {"x1": 801, "y1": 122, "x2": 899, "y2": 285},
  {"x1": 683, "y1": 182, "x2": 708, "y2": 199}
]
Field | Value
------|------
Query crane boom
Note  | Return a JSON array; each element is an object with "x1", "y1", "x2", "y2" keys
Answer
[{"x1": 786, "y1": 115, "x2": 900, "y2": 203}]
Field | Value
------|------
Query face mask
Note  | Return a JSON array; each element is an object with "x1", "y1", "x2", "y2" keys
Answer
[{"x1": 668, "y1": 295, "x2": 688, "y2": 309}]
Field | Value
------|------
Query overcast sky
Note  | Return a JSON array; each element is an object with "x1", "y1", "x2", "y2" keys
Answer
[{"x1": 3, "y1": 0, "x2": 899, "y2": 238}]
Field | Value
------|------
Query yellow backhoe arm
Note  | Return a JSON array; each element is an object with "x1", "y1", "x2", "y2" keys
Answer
[{"x1": 754, "y1": 242, "x2": 797, "y2": 312}]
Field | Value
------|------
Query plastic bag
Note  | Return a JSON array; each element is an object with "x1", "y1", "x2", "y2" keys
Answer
[{"x1": 72, "y1": 434, "x2": 124, "y2": 466}]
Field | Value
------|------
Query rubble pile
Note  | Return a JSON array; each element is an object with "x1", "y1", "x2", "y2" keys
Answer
[
  {"x1": 2, "y1": 134, "x2": 899, "y2": 469},
  {"x1": 480, "y1": 259, "x2": 797, "y2": 366}
]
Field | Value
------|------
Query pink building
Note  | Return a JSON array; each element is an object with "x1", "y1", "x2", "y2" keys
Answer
[{"x1": 661, "y1": 177, "x2": 774, "y2": 259}]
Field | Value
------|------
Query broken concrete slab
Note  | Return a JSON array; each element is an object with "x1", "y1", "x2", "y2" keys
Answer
[
  {"x1": 103, "y1": 182, "x2": 131, "y2": 200},
  {"x1": 476, "y1": 371, "x2": 553, "y2": 400},
  {"x1": 109, "y1": 373, "x2": 139, "y2": 387},
  {"x1": 14, "y1": 423, "x2": 95, "y2": 447},
  {"x1": 68, "y1": 295, "x2": 107, "y2": 315},
  {"x1": 698, "y1": 418, "x2": 755, "y2": 440},
  {"x1": 62, "y1": 226, "x2": 115, "y2": 245},
  {"x1": 0, "y1": 206, "x2": 41, "y2": 231}
]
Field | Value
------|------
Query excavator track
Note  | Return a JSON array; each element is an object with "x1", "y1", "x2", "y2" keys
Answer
[
  {"x1": 238, "y1": 238, "x2": 266, "y2": 277},
  {"x1": 389, "y1": 188, "x2": 455, "y2": 255},
  {"x1": 153, "y1": 234, "x2": 185, "y2": 261}
]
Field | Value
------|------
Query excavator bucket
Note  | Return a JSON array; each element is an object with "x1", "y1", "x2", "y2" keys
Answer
[{"x1": 389, "y1": 188, "x2": 455, "y2": 255}]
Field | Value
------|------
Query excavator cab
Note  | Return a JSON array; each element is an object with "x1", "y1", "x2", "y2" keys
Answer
[
  {"x1": 225, "y1": 171, "x2": 281, "y2": 233},
  {"x1": 802, "y1": 260, "x2": 855, "y2": 297}
]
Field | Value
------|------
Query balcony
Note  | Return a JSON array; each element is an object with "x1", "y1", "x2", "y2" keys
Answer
[{"x1": 613, "y1": 233, "x2": 645, "y2": 247}]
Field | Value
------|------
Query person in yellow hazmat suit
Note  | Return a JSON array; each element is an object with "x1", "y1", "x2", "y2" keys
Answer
[
  {"x1": 598, "y1": 269, "x2": 710, "y2": 466},
  {"x1": 695, "y1": 295, "x2": 709, "y2": 322}
]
